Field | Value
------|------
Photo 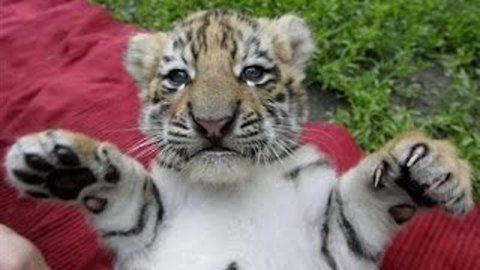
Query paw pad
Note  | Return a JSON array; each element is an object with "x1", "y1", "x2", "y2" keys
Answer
[
  {"x1": 25, "y1": 190, "x2": 50, "y2": 199},
  {"x1": 53, "y1": 145, "x2": 81, "y2": 166},
  {"x1": 25, "y1": 153, "x2": 54, "y2": 171},
  {"x1": 388, "y1": 204, "x2": 416, "y2": 224},
  {"x1": 7, "y1": 131, "x2": 129, "y2": 214},
  {"x1": 13, "y1": 170, "x2": 45, "y2": 185},
  {"x1": 46, "y1": 168, "x2": 96, "y2": 200},
  {"x1": 104, "y1": 164, "x2": 120, "y2": 183},
  {"x1": 83, "y1": 196, "x2": 108, "y2": 214},
  {"x1": 10, "y1": 142, "x2": 100, "y2": 200}
]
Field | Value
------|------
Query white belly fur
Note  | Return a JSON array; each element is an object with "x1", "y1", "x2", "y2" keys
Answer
[{"x1": 126, "y1": 145, "x2": 337, "y2": 270}]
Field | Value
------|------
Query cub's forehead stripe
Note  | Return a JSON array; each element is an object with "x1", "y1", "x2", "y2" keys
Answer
[{"x1": 170, "y1": 10, "x2": 260, "y2": 57}]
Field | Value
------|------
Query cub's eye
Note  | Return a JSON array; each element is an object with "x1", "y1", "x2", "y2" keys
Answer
[
  {"x1": 166, "y1": 69, "x2": 190, "y2": 88},
  {"x1": 242, "y1": 66, "x2": 266, "y2": 84}
]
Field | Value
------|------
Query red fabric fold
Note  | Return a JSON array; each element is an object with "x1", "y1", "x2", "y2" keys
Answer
[{"x1": 0, "y1": 0, "x2": 478, "y2": 269}]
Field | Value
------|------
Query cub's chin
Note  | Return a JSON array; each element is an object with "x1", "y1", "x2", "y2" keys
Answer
[{"x1": 183, "y1": 151, "x2": 252, "y2": 184}]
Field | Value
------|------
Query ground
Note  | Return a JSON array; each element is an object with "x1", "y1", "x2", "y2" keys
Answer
[{"x1": 91, "y1": 0, "x2": 480, "y2": 198}]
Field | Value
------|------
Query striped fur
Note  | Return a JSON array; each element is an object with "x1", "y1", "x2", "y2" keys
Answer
[
  {"x1": 124, "y1": 10, "x2": 313, "y2": 184},
  {"x1": 4, "y1": 10, "x2": 473, "y2": 270}
]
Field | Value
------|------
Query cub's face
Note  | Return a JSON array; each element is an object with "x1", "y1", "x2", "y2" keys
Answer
[{"x1": 124, "y1": 10, "x2": 313, "y2": 183}]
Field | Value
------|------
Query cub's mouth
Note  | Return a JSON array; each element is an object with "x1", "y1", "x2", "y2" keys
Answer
[
  {"x1": 182, "y1": 142, "x2": 252, "y2": 184},
  {"x1": 191, "y1": 145, "x2": 242, "y2": 158}
]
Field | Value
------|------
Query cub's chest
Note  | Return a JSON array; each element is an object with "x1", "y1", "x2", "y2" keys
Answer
[{"x1": 135, "y1": 146, "x2": 335, "y2": 270}]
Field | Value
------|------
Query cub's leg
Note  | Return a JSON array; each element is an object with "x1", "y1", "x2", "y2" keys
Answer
[
  {"x1": 330, "y1": 132, "x2": 473, "y2": 269},
  {"x1": 4, "y1": 130, "x2": 163, "y2": 258}
]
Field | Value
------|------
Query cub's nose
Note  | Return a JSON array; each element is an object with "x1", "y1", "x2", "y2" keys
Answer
[{"x1": 191, "y1": 115, "x2": 236, "y2": 143}]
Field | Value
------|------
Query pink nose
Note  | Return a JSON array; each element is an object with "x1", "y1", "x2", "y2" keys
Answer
[
  {"x1": 194, "y1": 118, "x2": 234, "y2": 142},
  {"x1": 188, "y1": 102, "x2": 240, "y2": 143},
  {"x1": 196, "y1": 119, "x2": 229, "y2": 137}
]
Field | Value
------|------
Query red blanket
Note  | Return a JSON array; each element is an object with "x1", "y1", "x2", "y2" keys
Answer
[{"x1": 1, "y1": 0, "x2": 479, "y2": 269}]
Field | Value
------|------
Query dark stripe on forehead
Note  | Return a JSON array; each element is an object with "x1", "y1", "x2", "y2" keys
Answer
[
  {"x1": 191, "y1": 44, "x2": 199, "y2": 60},
  {"x1": 211, "y1": 9, "x2": 232, "y2": 19},
  {"x1": 184, "y1": 29, "x2": 193, "y2": 42},
  {"x1": 230, "y1": 41, "x2": 238, "y2": 59},
  {"x1": 253, "y1": 50, "x2": 274, "y2": 63},
  {"x1": 235, "y1": 12, "x2": 258, "y2": 29},
  {"x1": 177, "y1": 10, "x2": 259, "y2": 61},
  {"x1": 206, "y1": 9, "x2": 258, "y2": 29},
  {"x1": 199, "y1": 23, "x2": 209, "y2": 53},
  {"x1": 189, "y1": 16, "x2": 211, "y2": 54},
  {"x1": 242, "y1": 36, "x2": 261, "y2": 61},
  {"x1": 220, "y1": 29, "x2": 229, "y2": 49},
  {"x1": 249, "y1": 36, "x2": 261, "y2": 49},
  {"x1": 219, "y1": 22, "x2": 234, "y2": 50},
  {"x1": 181, "y1": 56, "x2": 188, "y2": 66},
  {"x1": 162, "y1": 55, "x2": 173, "y2": 63},
  {"x1": 173, "y1": 37, "x2": 186, "y2": 51},
  {"x1": 242, "y1": 37, "x2": 277, "y2": 68}
]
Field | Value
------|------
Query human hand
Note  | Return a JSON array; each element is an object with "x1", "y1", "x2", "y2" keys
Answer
[{"x1": 0, "y1": 224, "x2": 50, "y2": 270}]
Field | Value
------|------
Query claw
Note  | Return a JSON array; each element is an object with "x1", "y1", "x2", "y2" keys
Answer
[
  {"x1": 405, "y1": 143, "x2": 428, "y2": 168},
  {"x1": 373, "y1": 162, "x2": 386, "y2": 189},
  {"x1": 428, "y1": 172, "x2": 451, "y2": 191},
  {"x1": 445, "y1": 191, "x2": 466, "y2": 208}
]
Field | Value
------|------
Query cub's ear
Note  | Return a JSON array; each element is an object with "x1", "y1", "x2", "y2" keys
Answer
[
  {"x1": 266, "y1": 15, "x2": 314, "y2": 71},
  {"x1": 123, "y1": 32, "x2": 168, "y2": 92}
]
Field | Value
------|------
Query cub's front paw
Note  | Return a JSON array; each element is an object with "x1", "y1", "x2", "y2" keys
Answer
[
  {"x1": 373, "y1": 132, "x2": 473, "y2": 215},
  {"x1": 5, "y1": 130, "x2": 126, "y2": 213}
]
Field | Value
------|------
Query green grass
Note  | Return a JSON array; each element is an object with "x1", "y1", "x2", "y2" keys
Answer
[{"x1": 91, "y1": 0, "x2": 480, "y2": 198}]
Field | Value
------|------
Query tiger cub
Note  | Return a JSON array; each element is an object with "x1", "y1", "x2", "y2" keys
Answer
[{"x1": 5, "y1": 10, "x2": 473, "y2": 270}]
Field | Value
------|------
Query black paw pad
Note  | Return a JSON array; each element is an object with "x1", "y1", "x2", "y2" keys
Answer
[
  {"x1": 13, "y1": 170, "x2": 45, "y2": 185},
  {"x1": 24, "y1": 154, "x2": 54, "y2": 172},
  {"x1": 25, "y1": 190, "x2": 50, "y2": 199},
  {"x1": 53, "y1": 145, "x2": 80, "y2": 166},
  {"x1": 395, "y1": 174, "x2": 436, "y2": 207},
  {"x1": 46, "y1": 168, "x2": 96, "y2": 200},
  {"x1": 104, "y1": 164, "x2": 120, "y2": 183},
  {"x1": 83, "y1": 196, "x2": 108, "y2": 213}
]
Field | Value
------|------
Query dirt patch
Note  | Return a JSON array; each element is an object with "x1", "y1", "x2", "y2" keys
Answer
[
  {"x1": 391, "y1": 65, "x2": 452, "y2": 115},
  {"x1": 306, "y1": 83, "x2": 348, "y2": 121}
]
